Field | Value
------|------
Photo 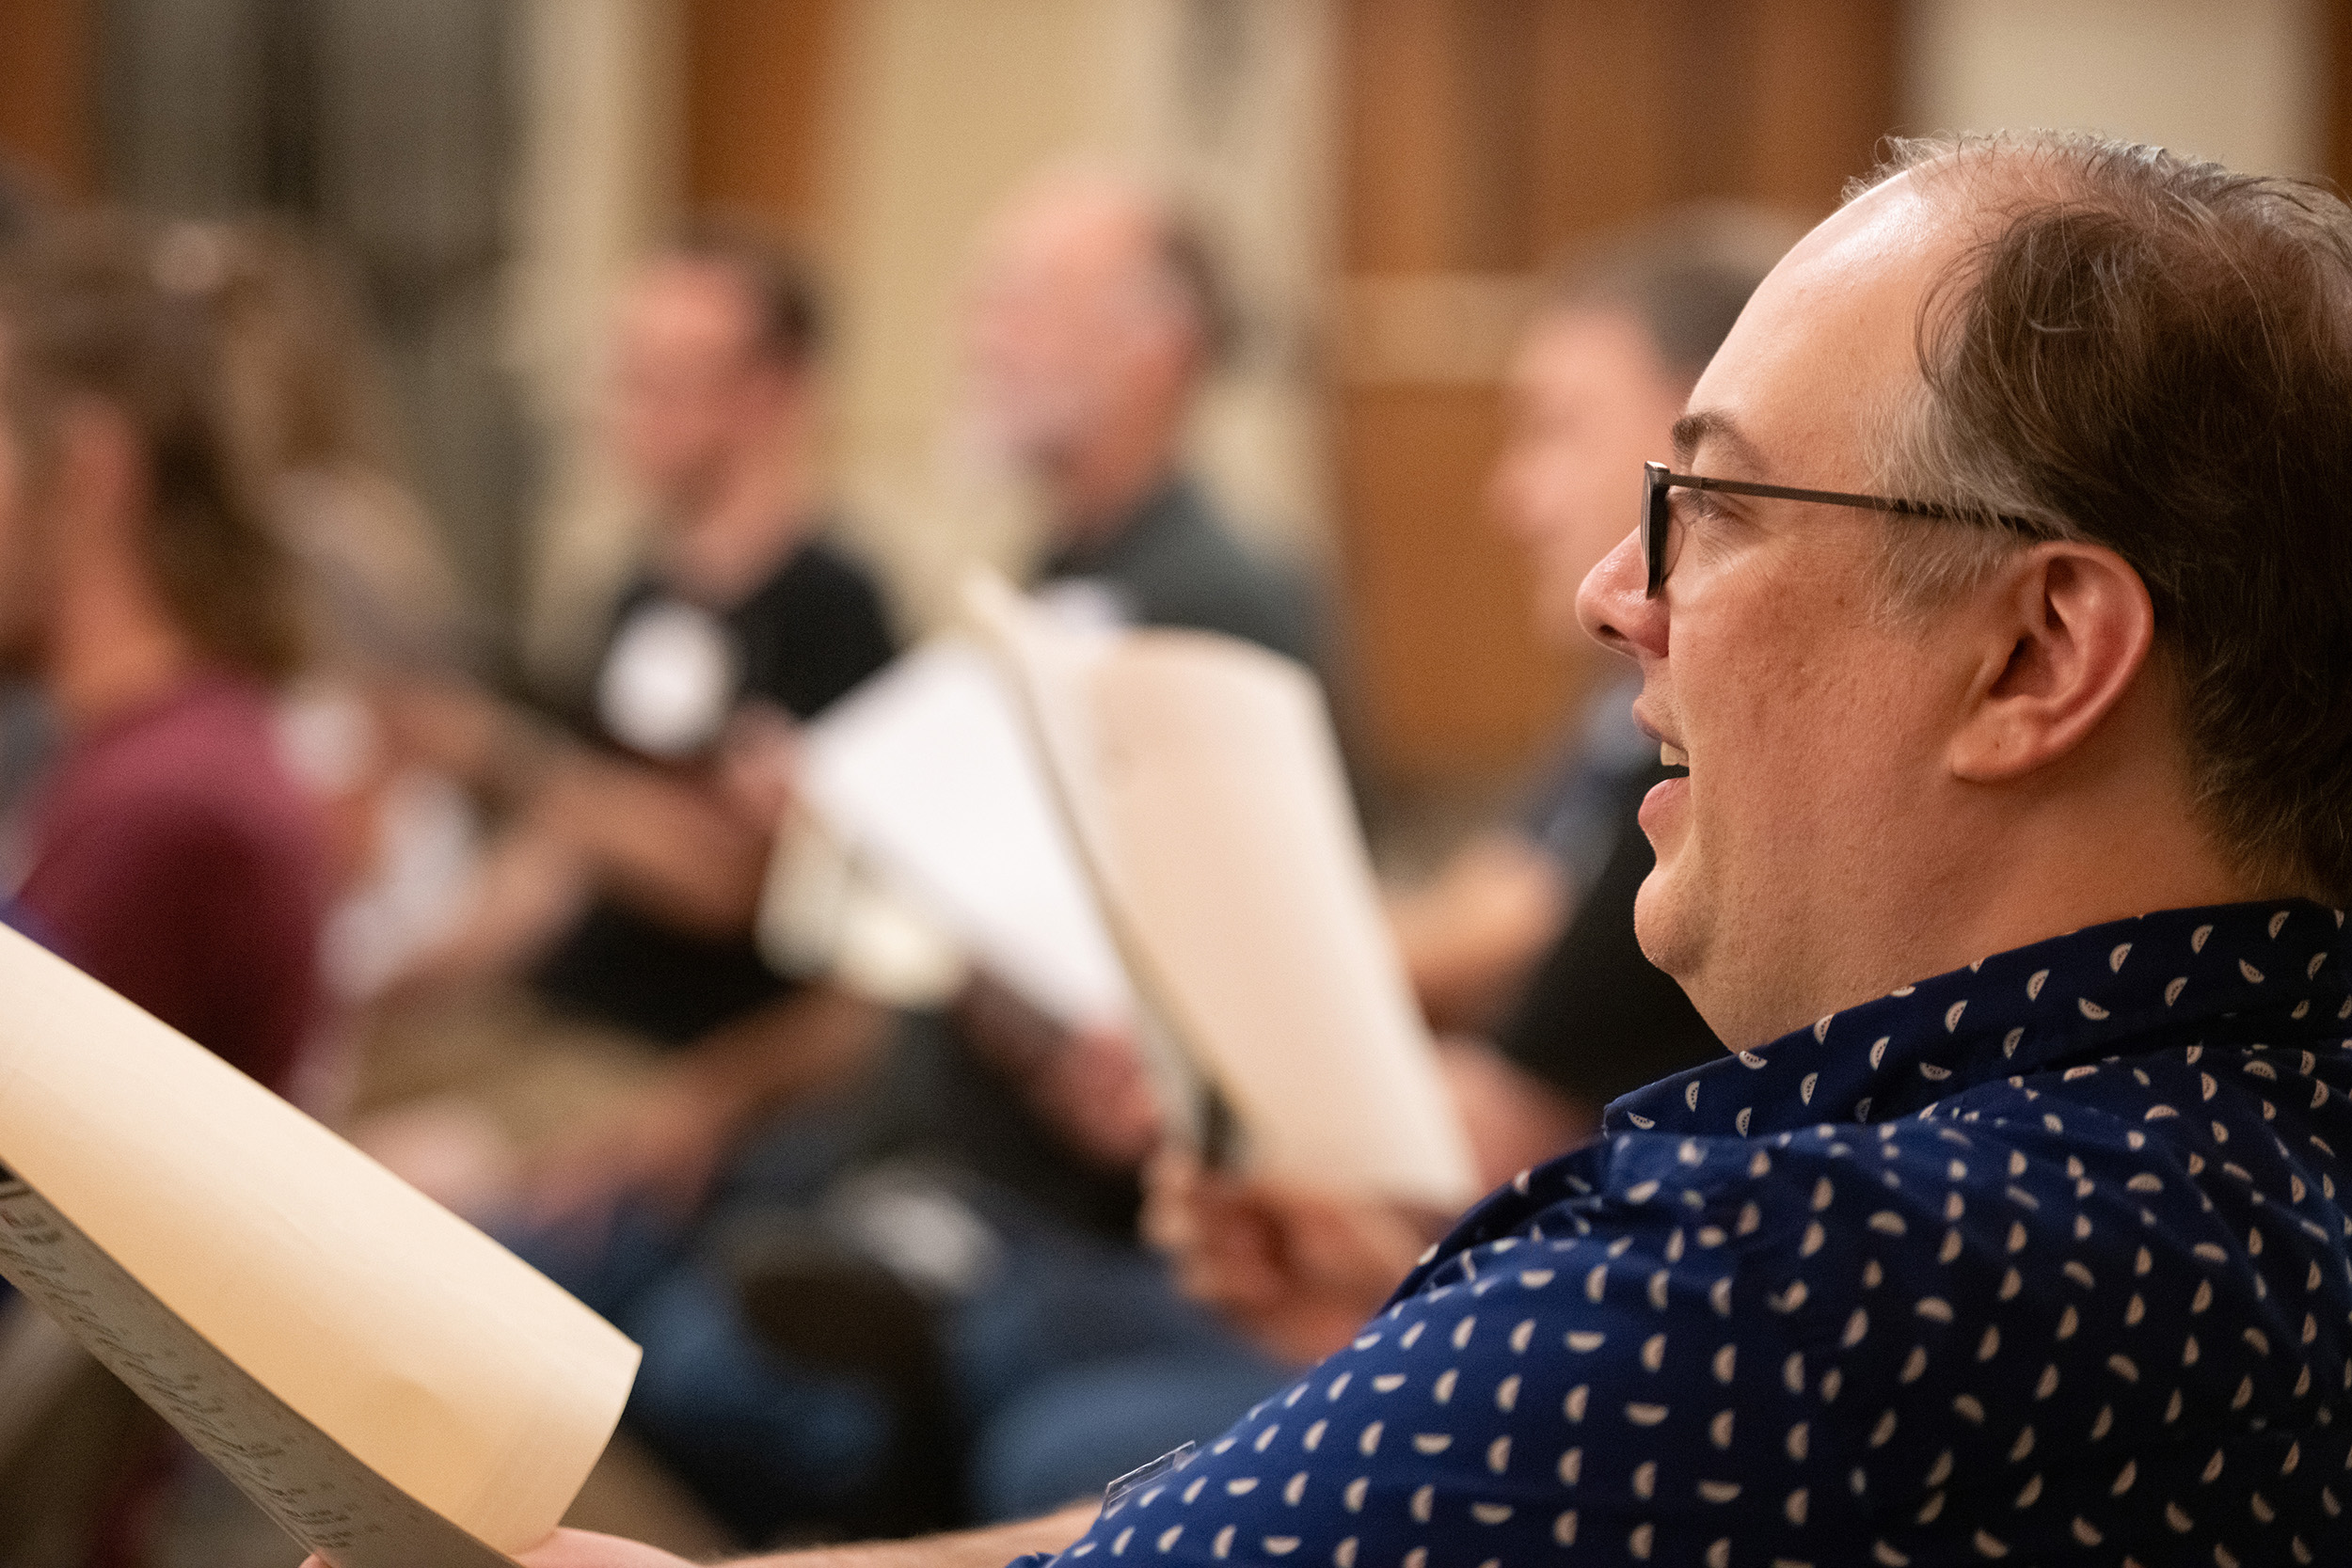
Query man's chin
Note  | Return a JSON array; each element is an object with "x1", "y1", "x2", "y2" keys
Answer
[{"x1": 1629, "y1": 866, "x2": 1691, "y2": 978}]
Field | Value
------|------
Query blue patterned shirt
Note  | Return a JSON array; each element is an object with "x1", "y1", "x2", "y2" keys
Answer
[{"x1": 1025, "y1": 899, "x2": 2352, "y2": 1567}]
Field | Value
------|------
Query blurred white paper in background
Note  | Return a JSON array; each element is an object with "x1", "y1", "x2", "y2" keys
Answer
[
  {"x1": 0, "y1": 925, "x2": 639, "y2": 1568},
  {"x1": 787, "y1": 636, "x2": 1131, "y2": 1031}
]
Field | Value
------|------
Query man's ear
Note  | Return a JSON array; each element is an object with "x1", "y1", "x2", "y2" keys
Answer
[{"x1": 1947, "y1": 541, "x2": 2156, "y2": 784}]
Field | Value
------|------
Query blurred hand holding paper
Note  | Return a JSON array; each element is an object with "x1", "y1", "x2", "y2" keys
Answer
[
  {"x1": 962, "y1": 574, "x2": 1478, "y2": 1212},
  {"x1": 0, "y1": 924, "x2": 639, "y2": 1567}
]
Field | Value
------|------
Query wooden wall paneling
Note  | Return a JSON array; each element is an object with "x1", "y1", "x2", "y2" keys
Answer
[
  {"x1": 1740, "y1": 0, "x2": 1903, "y2": 213},
  {"x1": 1336, "y1": 0, "x2": 1905, "y2": 788},
  {"x1": 1339, "y1": 0, "x2": 1561, "y2": 783},
  {"x1": 1344, "y1": 0, "x2": 1538, "y2": 272},
  {"x1": 0, "y1": 0, "x2": 97, "y2": 201},
  {"x1": 1527, "y1": 0, "x2": 1757, "y2": 253},
  {"x1": 2329, "y1": 0, "x2": 2352, "y2": 193},
  {"x1": 682, "y1": 0, "x2": 838, "y2": 234},
  {"x1": 1339, "y1": 382, "x2": 1537, "y2": 779},
  {"x1": 1341, "y1": 0, "x2": 1455, "y2": 272},
  {"x1": 1526, "y1": 0, "x2": 1684, "y2": 247}
]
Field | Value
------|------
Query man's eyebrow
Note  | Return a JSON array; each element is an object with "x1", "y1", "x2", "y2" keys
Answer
[{"x1": 1670, "y1": 409, "x2": 1761, "y2": 471}]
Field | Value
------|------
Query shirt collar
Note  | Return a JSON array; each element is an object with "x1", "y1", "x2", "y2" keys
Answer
[
  {"x1": 1040, "y1": 472, "x2": 1194, "y2": 580},
  {"x1": 1608, "y1": 898, "x2": 2352, "y2": 1140}
]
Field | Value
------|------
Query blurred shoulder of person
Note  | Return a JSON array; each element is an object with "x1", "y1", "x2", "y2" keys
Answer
[{"x1": 0, "y1": 213, "x2": 330, "y2": 1096}]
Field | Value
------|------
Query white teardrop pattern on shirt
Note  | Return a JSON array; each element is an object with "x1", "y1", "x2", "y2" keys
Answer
[{"x1": 1029, "y1": 903, "x2": 2352, "y2": 1568}]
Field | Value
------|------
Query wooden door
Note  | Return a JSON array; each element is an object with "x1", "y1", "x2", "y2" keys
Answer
[
  {"x1": 681, "y1": 0, "x2": 840, "y2": 237},
  {"x1": 0, "y1": 0, "x2": 96, "y2": 202}
]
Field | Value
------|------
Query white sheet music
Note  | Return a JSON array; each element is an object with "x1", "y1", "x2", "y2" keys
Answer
[
  {"x1": 0, "y1": 925, "x2": 639, "y2": 1565},
  {"x1": 965, "y1": 576, "x2": 1478, "y2": 1210},
  {"x1": 793, "y1": 638, "x2": 1133, "y2": 1030}
]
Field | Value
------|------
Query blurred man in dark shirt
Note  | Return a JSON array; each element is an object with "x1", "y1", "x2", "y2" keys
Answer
[
  {"x1": 494, "y1": 178, "x2": 1336, "y2": 1545},
  {"x1": 526, "y1": 232, "x2": 897, "y2": 1046},
  {"x1": 393, "y1": 230, "x2": 895, "y2": 1047}
]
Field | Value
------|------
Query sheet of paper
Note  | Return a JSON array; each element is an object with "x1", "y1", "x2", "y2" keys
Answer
[
  {"x1": 792, "y1": 637, "x2": 1133, "y2": 1031},
  {"x1": 0, "y1": 924, "x2": 640, "y2": 1565},
  {"x1": 966, "y1": 578, "x2": 1478, "y2": 1210},
  {"x1": 0, "y1": 1177, "x2": 514, "y2": 1568}
]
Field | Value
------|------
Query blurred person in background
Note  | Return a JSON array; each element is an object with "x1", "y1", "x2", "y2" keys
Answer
[
  {"x1": 359, "y1": 230, "x2": 899, "y2": 1231},
  {"x1": 8, "y1": 212, "x2": 491, "y2": 1568},
  {"x1": 972, "y1": 164, "x2": 1319, "y2": 668},
  {"x1": 388, "y1": 227, "x2": 896, "y2": 1047},
  {"x1": 185, "y1": 217, "x2": 486, "y2": 1121},
  {"x1": 1396, "y1": 207, "x2": 1797, "y2": 1187},
  {"x1": 0, "y1": 211, "x2": 331, "y2": 1564},
  {"x1": 486, "y1": 170, "x2": 1339, "y2": 1547},
  {"x1": 326, "y1": 229, "x2": 910, "y2": 1544},
  {"x1": 0, "y1": 214, "x2": 328, "y2": 1096},
  {"x1": 987, "y1": 209, "x2": 1794, "y2": 1488},
  {"x1": 1393, "y1": 209, "x2": 1801, "y2": 1034}
]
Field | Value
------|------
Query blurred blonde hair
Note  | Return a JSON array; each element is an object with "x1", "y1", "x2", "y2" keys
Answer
[
  {"x1": 2, "y1": 211, "x2": 307, "y2": 679},
  {"x1": 170, "y1": 219, "x2": 470, "y2": 674}
]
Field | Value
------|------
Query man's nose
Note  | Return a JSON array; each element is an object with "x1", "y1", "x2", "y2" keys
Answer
[{"x1": 1577, "y1": 527, "x2": 1665, "y2": 661}]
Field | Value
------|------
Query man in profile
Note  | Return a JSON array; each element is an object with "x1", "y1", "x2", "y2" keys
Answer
[{"x1": 473, "y1": 130, "x2": 2352, "y2": 1568}]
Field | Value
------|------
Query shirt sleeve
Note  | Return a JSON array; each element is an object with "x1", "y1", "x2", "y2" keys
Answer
[
  {"x1": 1026, "y1": 1140, "x2": 1854, "y2": 1568},
  {"x1": 18, "y1": 796, "x2": 316, "y2": 1089}
]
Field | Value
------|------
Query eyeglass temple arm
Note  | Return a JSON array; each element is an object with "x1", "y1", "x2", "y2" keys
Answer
[
  {"x1": 1666, "y1": 470, "x2": 1963, "y2": 520},
  {"x1": 1662, "y1": 469, "x2": 2046, "y2": 534}
]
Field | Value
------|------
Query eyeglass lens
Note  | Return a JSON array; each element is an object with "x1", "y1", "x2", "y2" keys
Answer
[{"x1": 1642, "y1": 462, "x2": 1674, "y2": 597}]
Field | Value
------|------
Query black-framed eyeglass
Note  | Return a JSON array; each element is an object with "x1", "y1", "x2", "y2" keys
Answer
[{"x1": 1640, "y1": 460, "x2": 2040, "y2": 598}]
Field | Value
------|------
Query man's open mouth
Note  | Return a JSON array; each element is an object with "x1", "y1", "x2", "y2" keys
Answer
[{"x1": 1660, "y1": 741, "x2": 1690, "y2": 771}]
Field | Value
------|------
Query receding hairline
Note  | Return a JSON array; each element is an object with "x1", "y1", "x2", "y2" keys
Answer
[
  {"x1": 1846, "y1": 134, "x2": 2111, "y2": 217},
  {"x1": 983, "y1": 163, "x2": 1234, "y2": 364},
  {"x1": 987, "y1": 167, "x2": 1171, "y2": 279}
]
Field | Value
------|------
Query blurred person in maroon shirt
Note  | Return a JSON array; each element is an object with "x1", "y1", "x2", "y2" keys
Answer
[{"x1": 0, "y1": 214, "x2": 328, "y2": 1096}]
